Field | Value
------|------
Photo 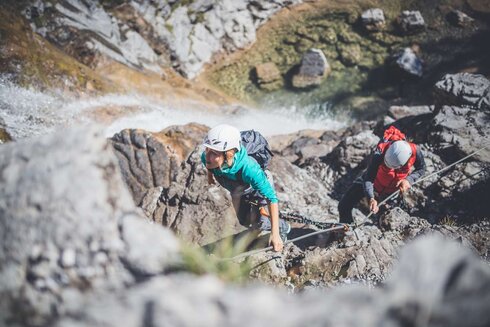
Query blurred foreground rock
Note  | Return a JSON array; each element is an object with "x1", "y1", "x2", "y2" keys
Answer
[
  {"x1": 0, "y1": 126, "x2": 181, "y2": 326},
  {"x1": 55, "y1": 236, "x2": 490, "y2": 327}
]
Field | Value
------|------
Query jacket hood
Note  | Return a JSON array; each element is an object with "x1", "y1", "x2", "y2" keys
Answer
[{"x1": 220, "y1": 147, "x2": 247, "y2": 175}]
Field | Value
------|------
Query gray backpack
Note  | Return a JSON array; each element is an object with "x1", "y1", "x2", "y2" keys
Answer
[{"x1": 240, "y1": 130, "x2": 273, "y2": 169}]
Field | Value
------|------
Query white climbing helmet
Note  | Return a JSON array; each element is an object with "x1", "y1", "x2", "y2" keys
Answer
[
  {"x1": 203, "y1": 124, "x2": 241, "y2": 152},
  {"x1": 384, "y1": 140, "x2": 412, "y2": 169}
]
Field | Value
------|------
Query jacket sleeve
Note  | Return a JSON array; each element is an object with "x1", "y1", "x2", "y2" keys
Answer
[
  {"x1": 240, "y1": 159, "x2": 278, "y2": 203},
  {"x1": 405, "y1": 146, "x2": 426, "y2": 185},
  {"x1": 363, "y1": 152, "x2": 383, "y2": 199}
]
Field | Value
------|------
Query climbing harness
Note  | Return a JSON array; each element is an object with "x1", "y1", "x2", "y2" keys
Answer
[{"x1": 220, "y1": 144, "x2": 489, "y2": 261}]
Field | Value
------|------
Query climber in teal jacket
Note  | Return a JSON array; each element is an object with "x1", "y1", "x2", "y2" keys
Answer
[
  {"x1": 200, "y1": 146, "x2": 278, "y2": 203},
  {"x1": 201, "y1": 124, "x2": 290, "y2": 252}
]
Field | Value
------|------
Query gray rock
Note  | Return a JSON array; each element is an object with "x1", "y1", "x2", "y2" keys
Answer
[
  {"x1": 110, "y1": 128, "x2": 181, "y2": 205},
  {"x1": 430, "y1": 105, "x2": 490, "y2": 162},
  {"x1": 361, "y1": 8, "x2": 386, "y2": 31},
  {"x1": 269, "y1": 156, "x2": 339, "y2": 222},
  {"x1": 47, "y1": 1, "x2": 161, "y2": 72},
  {"x1": 397, "y1": 10, "x2": 426, "y2": 34},
  {"x1": 56, "y1": 236, "x2": 490, "y2": 327},
  {"x1": 0, "y1": 126, "x2": 131, "y2": 325},
  {"x1": 385, "y1": 235, "x2": 490, "y2": 327},
  {"x1": 388, "y1": 105, "x2": 433, "y2": 120},
  {"x1": 0, "y1": 126, "x2": 183, "y2": 326},
  {"x1": 395, "y1": 47, "x2": 423, "y2": 77},
  {"x1": 249, "y1": 252, "x2": 288, "y2": 284},
  {"x1": 379, "y1": 207, "x2": 412, "y2": 231},
  {"x1": 139, "y1": 186, "x2": 164, "y2": 218},
  {"x1": 324, "y1": 130, "x2": 380, "y2": 173},
  {"x1": 434, "y1": 73, "x2": 490, "y2": 111},
  {"x1": 447, "y1": 10, "x2": 474, "y2": 27},
  {"x1": 292, "y1": 48, "x2": 331, "y2": 88},
  {"x1": 22, "y1": 0, "x2": 302, "y2": 79},
  {"x1": 121, "y1": 214, "x2": 181, "y2": 276},
  {"x1": 255, "y1": 62, "x2": 283, "y2": 91}
]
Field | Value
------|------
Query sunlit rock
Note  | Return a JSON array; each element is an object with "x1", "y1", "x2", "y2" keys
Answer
[
  {"x1": 397, "y1": 10, "x2": 426, "y2": 34},
  {"x1": 255, "y1": 62, "x2": 283, "y2": 91},
  {"x1": 361, "y1": 8, "x2": 386, "y2": 32},
  {"x1": 395, "y1": 47, "x2": 423, "y2": 77}
]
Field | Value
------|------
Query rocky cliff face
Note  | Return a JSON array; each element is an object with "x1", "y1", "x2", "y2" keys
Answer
[
  {"x1": 16, "y1": 0, "x2": 301, "y2": 79},
  {"x1": 0, "y1": 73, "x2": 489, "y2": 326},
  {"x1": 110, "y1": 72, "x2": 489, "y2": 288}
]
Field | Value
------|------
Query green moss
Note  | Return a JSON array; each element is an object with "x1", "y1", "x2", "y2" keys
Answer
[
  {"x1": 320, "y1": 28, "x2": 338, "y2": 44},
  {"x1": 165, "y1": 23, "x2": 174, "y2": 33},
  {"x1": 204, "y1": 0, "x2": 465, "y2": 107}
]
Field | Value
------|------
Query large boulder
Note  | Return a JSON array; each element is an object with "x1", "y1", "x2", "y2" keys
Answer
[
  {"x1": 292, "y1": 48, "x2": 331, "y2": 89},
  {"x1": 0, "y1": 126, "x2": 181, "y2": 326},
  {"x1": 429, "y1": 105, "x2": 490, "y2": 162},
  {"x1": 395, "y1": 47, "x2": 423, "y2": 77},
  {"x1": 111, "y1": 124, "x2": 242, "y2": 245},
  {"x1": 434, "y1": 73, "x2": 490, "y2": 111},
  {"x1": 110, "y1": 123, "x2": 208, "y2": 205},
  {"x1": 255, "y1": 62, "x2": 283, "y2": 91},
  {"x1": 361, "y1": 8, "x2": 386, "y2": 32}
]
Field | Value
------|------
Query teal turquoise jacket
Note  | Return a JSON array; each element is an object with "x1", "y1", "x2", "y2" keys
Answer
[{"x1": 201, "y1": 147, "x2": 278, "y2": 203}]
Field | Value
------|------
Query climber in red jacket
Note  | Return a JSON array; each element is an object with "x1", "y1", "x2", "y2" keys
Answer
[{"x1": 338, "y1": 126, "x2": 426, "y2": 224}]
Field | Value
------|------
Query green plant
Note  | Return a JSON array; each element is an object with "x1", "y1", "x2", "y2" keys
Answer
[
  {"x1": 179, "y1": 232, "x2": 259, "y2": 283},
  {"x1": 440, "y1": 215, "x2": 457, "y2": 226}
]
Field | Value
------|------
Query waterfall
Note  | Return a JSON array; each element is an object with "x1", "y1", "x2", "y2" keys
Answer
[{"x1": 0, "y1": 76, "x2": 344, "y2": 140}]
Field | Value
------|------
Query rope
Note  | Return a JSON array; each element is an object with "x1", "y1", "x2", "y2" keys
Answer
[
  {"x1": 221, "y1": 224, "x2": 347, "y2": 261},
  {"x1": 219, "y1": 143, "x2": 489, "y2": 261}
]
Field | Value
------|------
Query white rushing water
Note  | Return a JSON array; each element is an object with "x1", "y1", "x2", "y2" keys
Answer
[{"x1": 0, "y1": 76, "x2": 345, "y2": 140}]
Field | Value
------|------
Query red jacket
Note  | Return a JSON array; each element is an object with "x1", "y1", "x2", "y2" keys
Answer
[{"x1": 373, "y1": 141, "x2": 417, "y2": 194}]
